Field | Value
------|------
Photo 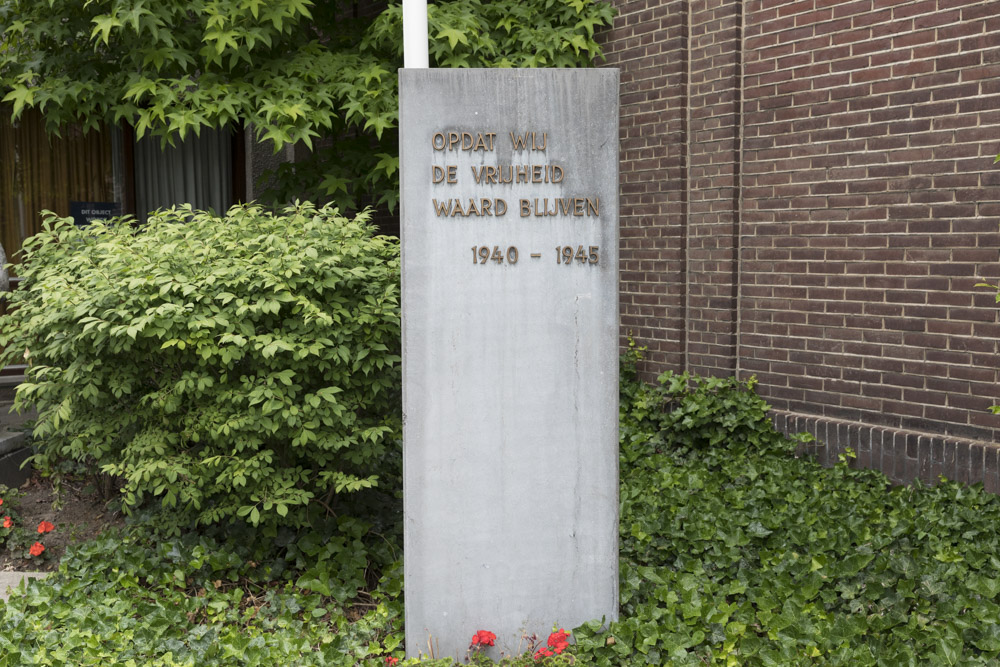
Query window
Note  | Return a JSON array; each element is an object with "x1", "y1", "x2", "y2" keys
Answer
[
  {"x1": 0, "y1": 106, "x2": 244, "y2": 268},
  {"x1": 0, "y1": 107, "x2": 118, "y2": 268}
]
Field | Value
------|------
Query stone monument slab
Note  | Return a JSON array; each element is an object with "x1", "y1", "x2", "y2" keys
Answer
[{"x1": 399, "y1": 68, "x2": 619, "y2": 660}]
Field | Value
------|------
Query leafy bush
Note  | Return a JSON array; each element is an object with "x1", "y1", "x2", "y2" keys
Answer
[
  {"x1": 574, "y1": 369, "x2": 1000, "y2": 665},
  {"x1": 0, "y1": 203, "x2": 400, "y2": 527},
  {"x1": 647, "y1": 371, "x2": 793, "y2": 455}
]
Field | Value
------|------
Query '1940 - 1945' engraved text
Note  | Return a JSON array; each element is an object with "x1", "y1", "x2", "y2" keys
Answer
[{"x1": 470, "y1": 245, "x2": 599, "y2": 265}]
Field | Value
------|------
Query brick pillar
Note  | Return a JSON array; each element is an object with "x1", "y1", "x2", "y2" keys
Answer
[
  {"x1": 601, "y1": 1, "x2": 691, "y2": 376},
  {"x1": 686, "y1": 0, "x2": 743, "y2": 377}
]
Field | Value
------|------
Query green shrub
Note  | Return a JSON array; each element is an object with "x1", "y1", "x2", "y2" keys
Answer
[
  {"x1": 645, "y1": 371, "x2": 795, "y2": 457},
  {"x1": 0, "y1": 203, "x2": 401, "y2": 527},
  {"x1": 617, "y1": 341, "x2": 792, "y2": 461}
]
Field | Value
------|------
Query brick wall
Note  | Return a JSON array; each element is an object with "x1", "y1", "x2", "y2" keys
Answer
[
  {"x1": 687, "y1": 0, "x2": 742, "y2": 377},
  {"x1": 603, "y1": 0, "x2": 689, "y2": 371},
  {"x1": 601, "y1": 0, "x2": 1000, "y2": 484}
]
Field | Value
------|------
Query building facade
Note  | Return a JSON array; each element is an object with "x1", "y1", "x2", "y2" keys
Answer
[{"x1": 601, "y1": 0, "x2": 1000, "y2": 487}]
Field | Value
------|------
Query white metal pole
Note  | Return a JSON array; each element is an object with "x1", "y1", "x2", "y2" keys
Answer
[{"x1": 403, "y1": 0, "x2": 429, "y2": 68}]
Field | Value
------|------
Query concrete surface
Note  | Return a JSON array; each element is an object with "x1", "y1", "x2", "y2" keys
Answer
[
  {"x1": 0, "y1": 570, "x2": 47, "y2": 603},
  {"x1": 400, "y1": 68, "x2": 620, "y2": 659}
]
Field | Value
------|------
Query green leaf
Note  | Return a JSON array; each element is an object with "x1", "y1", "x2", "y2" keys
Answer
[
  {"x1": 2, "y1": 86, "x2": 34, "y2": 118},
  {"x1": 91, "y1": 15, "x2": 123, "y2": 45},
  {"x1": 436, "y1": 27, "x2": 470, "y2": 50}
]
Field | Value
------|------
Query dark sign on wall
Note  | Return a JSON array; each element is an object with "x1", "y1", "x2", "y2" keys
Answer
[{"x1": 69, "y1": 201, "x2": 121, "y2": 227}]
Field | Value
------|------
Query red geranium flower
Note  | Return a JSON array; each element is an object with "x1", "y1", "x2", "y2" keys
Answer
[
  {"x1": 29, "y1": 542, "x2": 44, "y2": 557},
  {"x1": 0, "y1": 498, "x2": 4, "y2": 507},
  {"x1": 469, "y1": 629, "x2": 497, "y2": 648},
  {"x1": 534, "y1": 647, "x2": 553, "y2": 661},
  {"x1": 37, "y1": 520, "x2": 54, "y2": 534},
  {"x1": 547, "y1": 629, "x2": 571, "y2": 654},
  {"x1": 384, "y1": 658, "x2": 399, "y2": 666},
  {"x1": 2, "y1": 516, "x2": 10, "y2": 529}
]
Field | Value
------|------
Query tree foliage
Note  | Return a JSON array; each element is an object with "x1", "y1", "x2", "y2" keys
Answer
[
  {"x1": 0, "y1": 203, "x2": 401, "y2": 528},
  {"x1": 0, "y1": 0, "x2": 615, "y2": 212}
]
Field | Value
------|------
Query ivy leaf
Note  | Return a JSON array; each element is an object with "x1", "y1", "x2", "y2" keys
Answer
[{"x1": 565, "y1": 33, "x2": 588, "y2": 55}]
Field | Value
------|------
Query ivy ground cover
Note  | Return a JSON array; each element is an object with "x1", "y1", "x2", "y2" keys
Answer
[
  {"x1": 4, "y1": 370, "x2": 1000, "y2": 664},
  {"x1": 575, "y1": 371, "x2": 1000, "y2": 665}
]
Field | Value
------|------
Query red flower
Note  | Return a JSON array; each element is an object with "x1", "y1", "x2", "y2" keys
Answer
[
  {"x1": 469, "y1": 629, "x2": 497, "y2": 648},
  {"x1": 1, "y1": 516, "x2": 10, "y2": 529},
  {"x1": 37, "y1": 520, "x2": 54, "y2": 534},
  {"x1": 29, "y1": 542, "x2": 44, "y2": 557},
  {"x1": 547, "y1": 629, "x2": 571, "y2": 654},
  {"x1": 0, "y1": 497, "x2": 4, "y2": 506},
  {"x1": 534, "y1": 647, "x2": 554, "y2": 661},
  {"x1": 384, "y1": 658, "x2": 399, "y2": 666}
]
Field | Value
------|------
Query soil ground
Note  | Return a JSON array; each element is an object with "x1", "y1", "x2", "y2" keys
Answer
[{"x1": 0, "y1": 473, "x2": 124, "y2": 572}]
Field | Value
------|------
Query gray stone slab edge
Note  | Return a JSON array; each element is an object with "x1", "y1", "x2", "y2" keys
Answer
[
  {"x1": 0, "y1": 571, "x2": 47, "y2": 603},
  {"x1": 0, "y1": 430, "x2": 27, "y2": 458}
]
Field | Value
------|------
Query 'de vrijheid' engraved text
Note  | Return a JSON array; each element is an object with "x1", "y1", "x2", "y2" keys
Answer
[
  {"x1": 470, "y1": 164, "x2": 564, "y2": 185},
  {"x1": 429, "y1": 129, "x2": 601, "y2": 220}
]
